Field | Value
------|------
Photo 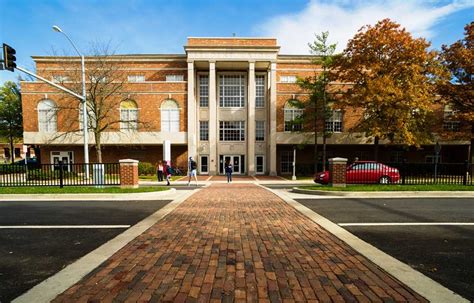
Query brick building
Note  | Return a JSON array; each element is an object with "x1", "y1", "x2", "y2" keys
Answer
[{"x1": 21, "y1": 37, "x2": 471, "y2": 175}]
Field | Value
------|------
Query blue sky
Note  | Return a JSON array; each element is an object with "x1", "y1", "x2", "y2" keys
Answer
[{"x1": 1, "y1": 0, "x2": 473, "y2": 84}]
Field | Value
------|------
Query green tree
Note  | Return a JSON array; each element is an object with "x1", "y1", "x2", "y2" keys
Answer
[
  {"x1": 0, "y1": 81, "x2": 23, "y2": 163},
  {"x1": 333, "y1": 19, "x2": 446, "y2": 160},
  {"x1": 439, "y1": 22, "x2": 474, "y2": 162},
  {"x1": 298, "y1": 32, "x2": 336, "y2": 172}
]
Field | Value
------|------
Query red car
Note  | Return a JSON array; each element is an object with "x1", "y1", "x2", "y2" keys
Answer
[{"x1": 314, "y1": 161, "x2": 400, "y2": 184}]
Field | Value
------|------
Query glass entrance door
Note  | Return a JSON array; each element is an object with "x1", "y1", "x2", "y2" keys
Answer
[{"x1": 222, "y1": 155, "x2": 241, "y2": 175}]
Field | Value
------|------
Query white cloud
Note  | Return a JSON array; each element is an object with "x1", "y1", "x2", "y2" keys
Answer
[{"x1": 256, "y1": 0, "x2": 473, "y2": 54}]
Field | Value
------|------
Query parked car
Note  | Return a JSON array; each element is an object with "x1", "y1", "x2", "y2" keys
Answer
[{"x1": 314, "y1": 161, "x2": 400, "y2": 184}]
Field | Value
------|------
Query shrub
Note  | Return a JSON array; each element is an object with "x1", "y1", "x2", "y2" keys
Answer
[{"x1": 138, "y1": 162, "x2": 155, "y2": 176}]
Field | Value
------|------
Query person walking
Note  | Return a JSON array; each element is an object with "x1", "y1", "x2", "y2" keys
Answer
[
  {"x1": 156, "y1": 161, "x2": 164, "y2": 182},
  {"x1": 187, "y1": 156, "x2": 198, "y2": 186},
  {"x1": 225, "y1": 160, "x2": 233, "y2": 183},
  {"x1": 163, "y1": 160, "x2": 171, "y2": 186}
]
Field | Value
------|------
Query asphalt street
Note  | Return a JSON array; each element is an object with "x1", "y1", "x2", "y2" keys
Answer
[
  {"x1": 298, "y1": 197, "x2": 474, "y2": 301},
  {"x1": 0, "y1": 200, "x2": 171, "y2": 303}
]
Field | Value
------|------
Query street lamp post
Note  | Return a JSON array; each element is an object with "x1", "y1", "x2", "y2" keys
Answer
[{"x1": 52, "y1": 25, "x2": 89, "y2": 178}]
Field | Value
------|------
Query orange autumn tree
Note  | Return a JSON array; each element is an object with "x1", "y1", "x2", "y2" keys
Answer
[
  {"x1": 333, "y1": 19, "x2": 447, "y2": 160},
  {"x1": 439, "y1": 22, "x2": 474, "y2": 162}
]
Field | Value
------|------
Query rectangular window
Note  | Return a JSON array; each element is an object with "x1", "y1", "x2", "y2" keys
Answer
[
  {"x1": 91, "y1": 76, "x2": 107, "y2": 83},
  {"x1": 219, "y1": 74, "x2": 245, "y2": 107},
  {"x1": 443, "y1": 105, "x2": 460, "y2": 131},
  {"x1": 280, "y1": 151, "x2": 293, "y2": 174},
  {"x1": 219, "y1": 121, "x2": 245, "y2": 141},
  {"x1": 284, "y1": 109, "x2": 303, "y2": 132},
  {"x1": 325, "y1": 110, "x2": 343, "y2": 133},
  {"x1": 52, "y1": 75, "x2": 69, "y2": 83},
  {"x1": 161, "y1": 109, "x2": 180, "y2": 132},
  {"x1": 128, "y1": 75, "x2": 145, "y2": 82},
  {"x1": 256, "y1": 155, "x2": 265, "y2": 174},
  {"x1": 38, "y1": 109, "x2": 57, "y2": 132},
  {"x1": 280, "y1": 75, "x2": 297, "y2": 83},
  {"x1": 255, "y1": 75, "x2": 265, "y2": 107},
  {"x1": 200, "y1": 121, "x2": 209, "y2": 141},
  {"x1": 120, "y1": 109, "x2": 138, "y2": 131},
  {"x1": 199, "y1": 75, "x2": 209, "y2": 107},
  {"x1": 256, "y1": 120, "x2": 265, "y2": 141},
  {"x1": 166, "y1": 75, "x2": 184, "y2": 82},
  {"x1": 200, "y1": 155, "x2": 209, "y2": 174}
]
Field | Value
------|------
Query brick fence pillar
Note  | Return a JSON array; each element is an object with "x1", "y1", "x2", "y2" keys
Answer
[
  {"x1": 329, "y1": 157, "x2": 348, "y2": 187},
  {"x1": 119, "y1": 159, "x2": 139, "y2": 189}
]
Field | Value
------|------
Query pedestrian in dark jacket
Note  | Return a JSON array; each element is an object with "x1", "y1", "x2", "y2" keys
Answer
[
  {"x1": 163, "y1": 160, "x2": 171, "y2": 186},
  {"x1": 225, "y1": 160, "x2": 233, "y2": 183}
]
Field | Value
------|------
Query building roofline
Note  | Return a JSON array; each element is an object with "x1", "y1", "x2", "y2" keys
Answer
[
  {"x1": 31, "y1": 54, "x2": 186, "y2": 62},
  {"x1": 187, "y1": 36, "x2": 276, "y2": 39}
]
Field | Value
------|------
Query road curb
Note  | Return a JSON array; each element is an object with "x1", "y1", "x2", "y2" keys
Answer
[
  {"x1": 12, "y1": 189, "x2": 197, "y2": 303},
  {"x1": 263, "y1": 186, "x2": 469, "y2": 303},
  {"x1": 0, "y1": 188, "x2": 176, "y2": 202},
  {"x1": 292, "y1": 187, "x2": 474, "y2": 198}
]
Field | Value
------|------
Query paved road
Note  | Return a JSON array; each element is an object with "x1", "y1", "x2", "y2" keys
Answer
[
  {"x1": 298, "y1": 198, "x2": 474, "y2": 301},
  {"x1": 0, "y1": 200, "x2": 171, "y2": 303}
]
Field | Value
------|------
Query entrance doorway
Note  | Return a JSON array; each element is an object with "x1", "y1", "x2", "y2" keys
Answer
[
  {"x1": 219, "y1": 155, "x2": 244, "y2": 175},
  {"x1": 51, "y1": 151, "x2": 74, "y2": 172}
]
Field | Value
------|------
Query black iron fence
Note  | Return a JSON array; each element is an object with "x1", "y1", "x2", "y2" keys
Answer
[
  {"x1": 0, "y1": 162, "x2": 120, "y2": 187},
  {"x1": 384, "y1": 161, "x2": 472, "y2": 185}
]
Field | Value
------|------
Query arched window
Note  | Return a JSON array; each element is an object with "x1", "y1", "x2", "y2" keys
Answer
[
  {"x1": 37, "y1": 100, "x2": 57, "y2": 132},
  {"x1": 161, "y1": 100, "x2": 179, "y2": 132},
  {"x1": 284, "y1": 100, "x2": 303, "y2": 132},
  {"x1": 120, "y1": 100, "x2": 138, "y2": 131}
]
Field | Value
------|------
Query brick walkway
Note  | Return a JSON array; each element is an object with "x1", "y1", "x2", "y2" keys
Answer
[{"x1": 53, "y1": 184, "x2": 426, "y2": 302}]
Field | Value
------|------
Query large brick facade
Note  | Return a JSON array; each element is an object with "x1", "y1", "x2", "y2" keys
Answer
[{"x1": 21, "y1": 37, "x2": 471, "y2": 175}]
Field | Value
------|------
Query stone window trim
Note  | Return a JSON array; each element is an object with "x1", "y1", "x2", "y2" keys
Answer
[{"x1": 37, "y1": 99, "x2": 57, "y2": 133}]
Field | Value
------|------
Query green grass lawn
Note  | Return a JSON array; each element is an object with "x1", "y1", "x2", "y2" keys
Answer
[
  {"x1": 299, "y1": 184, "x2": 474, "y2": 191},
  {"x1": 0, "y1": 186, "x2": 170, "y2": 194}
]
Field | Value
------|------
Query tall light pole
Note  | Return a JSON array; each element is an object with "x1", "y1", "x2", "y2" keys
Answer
[{"x1": 52, "y1": 25, "x2": 89, "y2": 178}]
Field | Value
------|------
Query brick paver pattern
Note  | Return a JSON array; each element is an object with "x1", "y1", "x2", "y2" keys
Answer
[{"x1": 54, "y1": 184, "x2": 427, "y2": 302}]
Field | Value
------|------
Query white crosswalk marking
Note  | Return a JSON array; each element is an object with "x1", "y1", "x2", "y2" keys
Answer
[
  {"x1": 338, "y1": 222, "x2": 474, "y2": 227},
  {"x1": 0, "y1": 225, "x2": 130, "y2": 229}
]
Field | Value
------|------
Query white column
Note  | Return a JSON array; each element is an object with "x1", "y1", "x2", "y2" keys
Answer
[
  {"x1": 209, "y1": 61, "x2": 217, "y2": 175},
  {"x1": 269, "y1": 62, "x2": 277, "y2": 176},
  {"x1": 247, "y1": 61, "x2": 256, "y2": 176},
  {"x1": 187, "y1": 61, "x2": 197, "y2": 161}
]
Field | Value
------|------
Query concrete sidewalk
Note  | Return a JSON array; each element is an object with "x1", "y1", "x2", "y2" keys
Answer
[{"x1": 44, "y1": 184, "x2": 433, "y2": 302}]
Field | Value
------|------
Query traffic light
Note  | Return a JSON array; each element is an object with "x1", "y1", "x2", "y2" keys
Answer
[{"x1": 2, "y1": 43, "x2": 16, "y2": 72}]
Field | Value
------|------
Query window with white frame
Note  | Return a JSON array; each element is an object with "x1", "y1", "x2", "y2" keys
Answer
[
  {"x1": 325, "y1": 110, "x2": 343, "y2": 133},
  {"x1": 280, "y1": 151, "x2": 293, "y2": 174},
  {"x1": 256, "y1": 120, "x2": 265, "y2": 141},
  {"x1": 255, "y1": 75, "x2": 266, "y2": 107},
  {"x1": 219, "y1": 121, "x2": 245, "y2": 141},
  {"x1": 52, "y1": 75, "x2": 69, "y2": 83},
  {"x1": 200, "y1": 121, "x2": 209, "y2": 141},
  {"x1": 219, "y1": 74, "x2": 245, "y2": 107},
  {"x1": 280, "y1": 75, "x2": 296, "y2": 83},
  {"x1": 284, "y1": 102, "x2": 303, "y2": 132},
  {"x1": 200, "y1": 155, "x2": 209, "y2": 174},
  {"x1": 166, "y1": 75, "x2": 184, "y2": 82},
  {"x1": 199, "y1": 75, "x2": 209, "y2": 107},
  {"x1": 37, "y1": 100, "x2": 57, "y2": 132},
  {"x1": 443, "y1": 105, "x2": 460, "y2": 131},
  {"x1": 161, "y1": 100, "x2": 180, "y2": 132},
  {"x1": 120, "y1": 100, "x2": 138, "y2": 131},
  {"x1": 128, "y1": 75, "x2": 145, "y2": 82},
  {"x1": 91, "y1": 75, "x2": 107, "y2": 83}
]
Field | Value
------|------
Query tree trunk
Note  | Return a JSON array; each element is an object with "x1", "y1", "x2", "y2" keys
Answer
[
  {"x1": 374, "y1": 136, "x2": 380, "y2": 161},
  {"x1": 95, "y1": 132, "x2": 102, "y2": 163},
  {"x1": 9, "y1": 136, "x2": 14, "y2": 164},
  {"x1": 322, "y1": 134, "x2": 327, "y2": 171}
]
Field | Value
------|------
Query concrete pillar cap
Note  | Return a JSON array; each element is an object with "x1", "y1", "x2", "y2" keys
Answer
[
  {"x1": 119, "y1": 159, "x2": 139, "y2": 164},
  {"x1": 329, "y1": 157, "x2": 348, "y2": 163}
]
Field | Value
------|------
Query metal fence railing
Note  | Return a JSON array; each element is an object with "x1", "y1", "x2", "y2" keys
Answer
[
  {"x1": 0, "y1": 162, "x2": 120, "y2": 187},
  {"x1": 343, "y1": 161, "x2": 472, "y2": 185}
]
